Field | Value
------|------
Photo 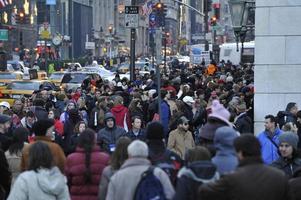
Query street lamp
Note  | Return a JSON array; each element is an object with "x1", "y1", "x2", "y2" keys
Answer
[{"x1": 228, "y1": 0, "x2": 255, "y2": 52}]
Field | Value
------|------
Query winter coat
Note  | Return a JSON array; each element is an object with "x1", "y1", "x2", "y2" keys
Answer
[
  {"x1": 97, "y1": 113, "x2": 126, "y2": 153},
  {"x1": 125, "y1": 129, "x2": 147, "y2": 141},
  {"x1": 0, "y1": 132, "x2": 11, "y2": 152},
  {"x1": 212, "y1": 127, "x2": 239, "y2": 175},
  {"x1": 161, "y1": 100, "x2": 171, "y2": 137},
  {"x1": 289, "y1": 168, "x2": 301, "y2": 200},
  {"x1": 65, "y1": 146, "x2": 109, "y2": 200},
  {"x1": 106, "y1": 157, "x2": 175, "y2": 200},
  {"x1": 167, "y1": 128, "x2": 195, "y2": 159},
  {"x1": 174, "y1": 161, "x2": 219, "y2": 200},
  {"x1": 199, "y1": 157, "x2": 289, "y2": 200},
  {"x1": 98, "y1": 166, "x2": 115, "y2": 200},
  {"x1": 271, "y1": 157, "x2": 301, "y2": 178},
  {"x1": 21, "y1": 136, "x2": 66, "y2": 173},
  {"x1": 5, "y1": 149, "x2": 24, "y2": 186},
  {"x1": 7, "y1": 167, "x2": 70, "y2": 200},
  {"x1": 111, "y1": 104, "x2": 131, "y2": 132},
  {"x1": 30, "y1": 106, "x2": 48, "y2": 120},
  {"x1": 0, "y1": 150, "x2": 11, "y2": 199},
  {"x1": 234, "y1": 112, "x2": 253, "y2": 134},
  {"x1": 257, "y1": 128, "x2": 283, "y2": 165}
]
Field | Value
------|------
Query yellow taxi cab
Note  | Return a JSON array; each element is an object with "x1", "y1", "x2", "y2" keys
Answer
[
  {"x1": 0, "y1": 80, "x2": 59, "y2": 101},
  {"x1": 49, "y1": 71, "x2": 66, "y2": 86},
  {"x1": 0, "y1": 71, "x2": 23, "y2": 88}
]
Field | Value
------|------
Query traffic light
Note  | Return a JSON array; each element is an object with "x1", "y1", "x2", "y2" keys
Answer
[
  {"x1": 163, "y1": 4, "x2": 168, "y2": 17},
  {"x1": 213, "y1": 3, "x2": 220, "y2": 20},
  {"x1": 153, "y1": 3, "x2": 165, "y2": 27},
  {"x1": 108, "y1": 26, "x2": 113, "y2": 34},
  {"x1": 210, "y1": 16, "x2": 217, "y2": 26},
  {"x1": 16, "y1": 10, "x2": 25, "y2": 24},
  {"x1": 204, "y1": 0, "x2": 212, "y2": 12}
]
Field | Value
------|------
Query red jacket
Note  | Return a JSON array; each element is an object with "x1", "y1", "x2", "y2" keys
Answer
[
  {"x1": 65, "y1": 146, "x2": 110, "y2": 200},
  {"x1": 111, "y1": 104, "x2": 131, "y2": 131}
]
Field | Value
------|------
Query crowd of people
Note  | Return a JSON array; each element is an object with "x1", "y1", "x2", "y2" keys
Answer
[{"x1": 0, "y1": 60, "x2": 300, "y2": 200}]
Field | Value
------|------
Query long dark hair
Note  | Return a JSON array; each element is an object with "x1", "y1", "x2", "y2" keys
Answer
[
  {"x1": 110, "y1": 137, "x2": 131, "y2": 170},
  {"x1": 77, "y1": 128, "x2": 95, "y2": 183},
  {"x1": 8, "y1": 127, "x2": 29, "y2": 155},
  {"x1": 28, "y1": 142, "x2": 53, "y2": 172}
]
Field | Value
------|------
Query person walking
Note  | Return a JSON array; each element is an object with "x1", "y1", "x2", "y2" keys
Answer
[
  {"x1": 212, "y1": 126, "x2": 239, "y2": 175},
  {"x1": 98, "y1": 137, "x2": 132, "y2": 200},
  {"x1": 271, "y1": 132, "x2": 301, "y2": 178},
  {"x1": 106, "y1": 140, "x2": 175, "y2": 200},
  {"x1": 8, "y1": 142, "x2": 70, "y2": 200},
  {"x1": 174, "y1": 146, "x2": 219, "y2": 200},
  {"x1": 20, "y1": 119, "x2": 66, "y2": 173},
  {"x1": 257, "y1": 115, "x2": 283, "y2": 164},
  {"x1": 97, "y1": 113, "x2": 126, "y2": 153},
  {"x1": 167, "y1": 116, "x2": 195, "y2": 159},
  {"x1": 199, "y1": 134, "x2": 290, "y2": 200},
  {"x1": 65, "y1": 129, "x2": 109, "y2": 200}
]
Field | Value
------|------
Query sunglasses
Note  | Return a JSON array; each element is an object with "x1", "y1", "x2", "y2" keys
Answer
[{"x1": 183, "y1": 123, "x2": 189, "y2": 126}]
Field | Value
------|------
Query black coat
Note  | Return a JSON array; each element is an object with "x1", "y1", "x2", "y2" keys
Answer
[
  {"x1": 0, "y1": 150, "x2": 11, "y2": 199},
  {"x1": 289, "y1": 168, "x2": 301, "y2": 200},
  {"x1": 271, "y1": 157, "x2": 301, "y2": 179},
  {"x1": 234, "y1": 113, "x2": 253, "y2": 134},
  {"x1": 174, "y1": 161, "x2": 218, "y2": 200},
  {"x1": 199, "y1": 157, "x2": 290, "y2": 200}
]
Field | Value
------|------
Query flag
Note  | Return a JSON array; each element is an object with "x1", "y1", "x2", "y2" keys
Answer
[
  {"x1": 142, "y1": 1, "x2": 153, "y2": 16},
  {"x1": 0, "y1": 0, "x2": 8, "y2": 8}
]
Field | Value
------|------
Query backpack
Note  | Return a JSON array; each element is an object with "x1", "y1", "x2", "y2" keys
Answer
[
  {"x1": 149, "y1": 150, "x2": 182, "y2": 186},
  {"x1": 133, "y1": 166, "x2": 166, "y2": 200}
]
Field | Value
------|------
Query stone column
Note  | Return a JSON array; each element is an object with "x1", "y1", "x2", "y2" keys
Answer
[{"x1": 254, "y1": 0, "x2": 301, "y2": 134}]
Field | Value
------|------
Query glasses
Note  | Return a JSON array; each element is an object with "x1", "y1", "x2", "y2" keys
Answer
[{"x1": 183, "y1": 123, "x2": 189, "y2": 126}]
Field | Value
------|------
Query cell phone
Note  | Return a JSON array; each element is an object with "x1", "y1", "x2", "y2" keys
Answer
[{"x1": 109, "y1": 144, "x2": 116, "y2": 152}]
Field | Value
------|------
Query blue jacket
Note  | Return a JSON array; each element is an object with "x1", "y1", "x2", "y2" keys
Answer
[
  {"x1": 257, "y1": 128, "x2": 282, "y2": 165},
  {"x1": 161, "y1": 100, "x2": 171, "y2": 137},
  {"x1": 212, "y1": 126, "x2": 239, "y2": 175}
]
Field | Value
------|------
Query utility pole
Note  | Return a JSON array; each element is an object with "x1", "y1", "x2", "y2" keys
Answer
[
  {"x1": 130, "y1": 0, "x2": 136, "y2": 82},
  {"x1": 204, "y1": 0, "x2": 210, "y2": 51}
]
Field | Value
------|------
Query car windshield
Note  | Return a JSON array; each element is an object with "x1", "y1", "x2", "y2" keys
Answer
[
  {"x1": 49, "y1": 73, "x2": 65, "y2": 80},
  {"x1": 0, "y1": 73, "x2": 18, "y2": 79},
  {"x1": 61, "y1": 73, "x2": 89, "y2": 83},
  {"x1": 8, "y1": 82, "x2": 40, "y2": 90}
]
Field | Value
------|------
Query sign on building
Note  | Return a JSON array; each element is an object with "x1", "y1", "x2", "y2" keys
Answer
[
  {"x1": 39, "y1": 22, "x2": 51, "y2": 40},
  {"x1": 0, "y1": 29, "x2": 8, "y2": 41},
  {"x1": 125, "y1": 6, "x2": 139, "y2": 28},
  {"x1": 85, "y1": 42, "x2": 95, "y2": 50}
]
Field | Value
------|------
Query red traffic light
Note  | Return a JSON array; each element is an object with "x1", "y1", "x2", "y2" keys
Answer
[{"x1": 155, "y1": 3, "x2": 162, "y2": 9}]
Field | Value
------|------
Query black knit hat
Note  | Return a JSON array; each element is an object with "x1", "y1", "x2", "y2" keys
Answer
[
  {"x1": 32, "y1": 119, "x2": 54, "y2": 136},
  {"x1": 146, "y1": 121, "x2": 164, "y2": 140}
]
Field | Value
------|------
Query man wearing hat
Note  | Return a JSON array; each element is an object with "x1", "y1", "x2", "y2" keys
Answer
[
  {"x1": 0, "y1": 114, "x2": 12, "y2": 152},
  {"x1": 271, "y1": 132, "x2": 301, "y2": 178},
  {"x1": 167, "y1": 116, "x2": 195, "y2": 159},
  {"x1": 234, "y1": 102, "x2": 253, "y2": 134},
  {"x1": 0, "y1": 101, "x2": 10, "y2": 115},
  {"x1": 20, "y1": 119, "x2": 66, "y2": 173}
]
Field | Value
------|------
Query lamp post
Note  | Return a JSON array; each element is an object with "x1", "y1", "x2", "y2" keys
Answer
[{"x1": 228, "y1": 0, "x2": 255, "y2": 53}]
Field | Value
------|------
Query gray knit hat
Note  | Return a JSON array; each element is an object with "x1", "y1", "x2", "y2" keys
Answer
[{"x1": 279, "y1": 132, "x2": 299, "y2": 149}]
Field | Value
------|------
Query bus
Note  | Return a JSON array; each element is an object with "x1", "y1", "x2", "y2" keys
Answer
[{"x1": 219, "y1": 41, "x2": 254, "y2": 65}]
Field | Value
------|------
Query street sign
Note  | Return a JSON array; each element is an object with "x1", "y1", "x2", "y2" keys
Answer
[
  {"x1": 0, "y1": 29, "x2": 8, "y2": 41},
  {"x1": 125, "y1": 6, "x2": 139, "y2": 28},
  {"x1": 200, "y1": 51, "x2": 210, "y2": 64},
  {"x1": 85, "y1": 42, "x2": 95, "y2": 50}
]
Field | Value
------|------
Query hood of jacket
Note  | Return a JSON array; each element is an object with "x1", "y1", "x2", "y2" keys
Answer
[
  {"x1": 214, "y1": 126, "x2": 238, "y2": 152},
  {"x1": 111, "y1": 104, "x2": 127, "y2": 114},
  {"x1": 104, "y1": 112, "x2": 116, "y2": 123},
  {"x1": 177, "y1": 161, "x2": 219, "y2": 183},
  {"x1": 36, "y1": 167, "x2": 67, "y2": 196}
]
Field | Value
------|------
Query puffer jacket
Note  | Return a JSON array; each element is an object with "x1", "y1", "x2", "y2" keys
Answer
[
  {"x1": 65, "y1": 146, "x2": 109, "y2": 200},
  {"x1": 174, "y1": 161, "x2": 219, "y2": 200},
  {"x1": 7, "y1": 167, "x2": 70, "y2": 200}
]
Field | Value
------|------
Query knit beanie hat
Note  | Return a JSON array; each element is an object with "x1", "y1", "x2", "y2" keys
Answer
[
  {"x1": 33, "y1": 119, "x2": 54, "y2": 136},
  {"x1": 146, "y1": 121, "x2": 164, "y2": 140},
  {"x1": 208, "y1": 100, "x2": 231, "y2": 126},
  {"x1": 279, "y1": 132, "x2": 299, "y2": 149}
]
